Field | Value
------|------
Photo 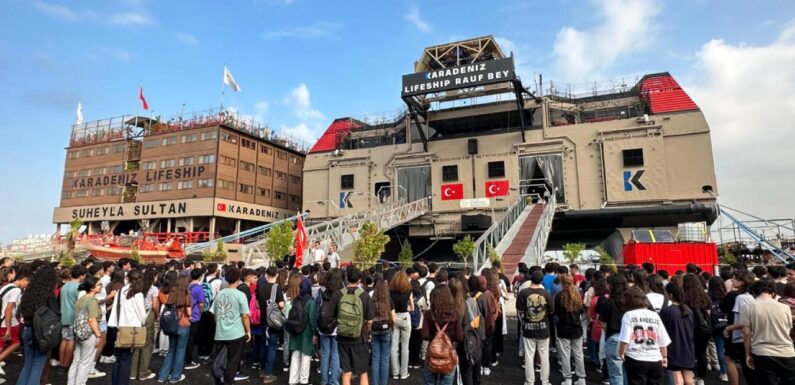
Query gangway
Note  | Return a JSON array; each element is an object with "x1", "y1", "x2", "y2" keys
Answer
[
  {"x1": 183, "y1": 213, "x2": 308, "y2": 255},
  {"x1": 717, "y1": 206, "x2": 794, "y2": 263},
  {"x1": 244, "y1": 197, "x2": 431, "y2": 266}
]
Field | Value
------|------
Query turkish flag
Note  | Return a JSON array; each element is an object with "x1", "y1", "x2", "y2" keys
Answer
[
  {"x1": 440, "y1": 183, "x2": 463, "y2": 200},
  {"x1": 216, "y1": 203, "x2": 227, "y2": 211},
  {"x1": 294, "y1": 213, "x2": 308, "y2": 267},
  {"x1": 139, "y1": 86, "x2": 149, "y2": 110},
  {"x1": 485, "y1": 180, "x2": 509, "y2": 197}
]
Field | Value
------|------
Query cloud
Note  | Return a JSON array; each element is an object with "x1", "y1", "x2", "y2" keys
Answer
[
  {"x1": 553, "y1": 0, "x2": 659, "y2": 80},
  {"x1": 283, "y1": 83, "x2": 325, "y2": 121},
  {"x1": 86, "y1": 47, "x2": 135, "y2": 62},
  {"x1": 687, "y1": 22, "x2": 795, "y2": 220},
  {"x1": 405, "y1": 5, "x2": 432, "y2": 33},
  {"x1": 175, "y1": 32, "x2": 200, "y2": 47},
  {"x1": 279, "y1": 122, "x2": 316, "y2": 143},
  {"x1": 32, "y1": 1, "x2": 153, "y2": 26},
  {"x1": 261, "y1": 22, "x2": 342, "y2": 39}
]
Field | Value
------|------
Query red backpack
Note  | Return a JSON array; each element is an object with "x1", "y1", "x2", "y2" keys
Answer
[
  {"x1": 249, "y1": 293, "x2": 261, "y2": 325},
  {"x1": 426, "y1": 322, "x2": 458, "y2": 374}
]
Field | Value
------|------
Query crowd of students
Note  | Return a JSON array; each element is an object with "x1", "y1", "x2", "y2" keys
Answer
[{"x1": 1, "y1": 253, "x2": 794, "y2": 385}]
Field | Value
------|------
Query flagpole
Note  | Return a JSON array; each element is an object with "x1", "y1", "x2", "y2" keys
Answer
[{"x1": 220, "y1": 64, "x2": 226, "y2": 111}]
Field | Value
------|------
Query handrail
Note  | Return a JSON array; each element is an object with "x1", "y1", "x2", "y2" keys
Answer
[
  {"x1": 183, "y1": 213, "x2": 308, "y2": 254},
  {"x1": 472, "y1": 194, "x2": 527, "y2": 271},
  {"x1": 719, "y1": 208, "x2": 794, "y2": 262}
]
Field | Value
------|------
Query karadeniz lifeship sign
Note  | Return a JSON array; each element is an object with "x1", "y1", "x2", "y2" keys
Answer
[{"x1": 401, "y1": 57, "x2": 516, "y2": 97}]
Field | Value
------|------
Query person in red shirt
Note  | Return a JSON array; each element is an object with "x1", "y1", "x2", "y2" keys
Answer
[{"x1": 570, "y1": 264, "x2": 586, "y2": 286}]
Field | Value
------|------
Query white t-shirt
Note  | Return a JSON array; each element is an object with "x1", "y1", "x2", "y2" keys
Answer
[
  {"x1": 312, "y1": 248, "x2": 326, "y2": 264},
  {"x1": 328, "y1": 252, "x2": 340, "y2": 269},
  {"x1": 618, "y1": 309, "x2": 671, "y2": 362},
  {"x1": 100, "y1": 274, "x2": 111, "y2": 290},
  {"x1": 0, "y1": 284, "x2": 22, "y2": 327},
  {"x1": 732, "y1": 293, "x2": 754, "y2": 343},
  {"x1": 646, "y1": 293, "x2": 666, "y2": 312}
]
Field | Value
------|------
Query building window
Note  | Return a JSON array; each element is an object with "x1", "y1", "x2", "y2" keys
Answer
[
  {"x1": 218, "y1": 179, "x2": 235, "y2": 190},
  {"x1": 197, "y1": 179, "x2": 214, "y2": 188},
  {"x1": 62, "y1": 191, "x2": 75, "y2": 199},
  {"x1": 241, "y1": 138, "x2": 256, "y2": 150},
  {"x1": 198, "y1": 154, "x2": 215, "y2": 164},
  {"x1": 200, "y1": 131, "x2": 217, "y2": 141},
  {"x1": 158, "y1": 182, "x2": 173, "y2": 192},
  {"x1": 291, "y1": 156, "x2": 300, "y2": 164},
  {"x1": 219, "y1": 155, "x2": 236, "y2": 167},
  {"x1": 106, "y1": 187, "x2": 121, "y2": 196},
  {"x1": 178, "y1": 156, "x2": 195, "y2": 167},
  {"x1": 91, "y1": 188, "x2": 104, "y2": 197},
  {"x1": 95, "y1": 147, "x2": 109, "y2": 155},
  {"x1": 67, "y1": 151, "x2": 78, "y2": 159},
  {"x1": 260, "y1": 145, "x2": 271, "y2": 154},
  {"x1": 341, "y1": 174, "x2": 354, "y2": 189},
  {"x1": 277, "y1": 151, "x2": 288, "y2": 160},
  {"x1": 111, "y1": 144, "x2": 126, "y2": 153},
  {"x1": 79, "y1": 149, "x2": 93, "y2": 157},
  {"x1": 139, "y1": 184, "x2": 155, "y2": 193},
  {"x1": 274, "y1": 191, "x2": 284, "y2": 200},
  {"x1": 220, "y1": 131, "x2": 238, "y2": 144},
  {"x1": 290, "y1": 194, "x2": 300, "y2": 204},
  {"x1": 487, "y1": 161, "x2": 505, "y2": 178},
  {"x1": 258, "y1": 188, "x2": 271, "y2": 197},
  {"x1": 76, "y1": 190, "x2": 88, "y2": 198},
  {"x1": 177, "y1": 180, "x2": 194, "y2": 190},
  {"x1": 275, "y1": 171, "x2": 286, "y2": 180},
  {"x1": 239, "y1": 183, "x2": 253, "y2": 194},
  {"x1": 93, "y1": 167, "x2": 106, "y2": 176},
  {"x1": 239, "y1": 161, "x2": 255, "y2": 172},
  {"x1": 160, "y1": 159, "x2": 176, "y2": 168},
  {"x1": 622, "y1": 148, "x2": 644, "y2": 167},
  {"x1": 290, "y1": 175, "x2": 301, "y2": 184},
  {"x1": 162, "y1": 136, "x2": 177, "y2": 146},
  {"x1": 143, "y1": 139, "x2": 159, "y2": 148},
  {"x1": 141, "y1": 161, "x2": 157, "y2": 170},
  {"x1": 78, "y1": 169, "x2": 91, "y2": 177},
  {"x1": 442, "y1": 165, "x2": 458, "y2": 182},
  {"x1": 258, "y1": 166, "x2": 272, "y2": 176},
  {"x1": 181, "y1": 134, "x2": 197, "y2": 144},
  {"x1": 64, "y1": 170, "x2": 78, "y2": 178}
]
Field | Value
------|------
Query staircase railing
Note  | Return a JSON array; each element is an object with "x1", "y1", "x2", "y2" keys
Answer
[
  {"x1": 719, "y1": 207, "x2": 794, "y2": 262},
  {"x1": 473, "y1": 194, "x2": 527, "y2": 271},
  {"x1": 183, "y1": 213, "x2": 308, "y2": 254},
  {"x1": 526, "y1": 192, "x2": 557, "y2": 266}
]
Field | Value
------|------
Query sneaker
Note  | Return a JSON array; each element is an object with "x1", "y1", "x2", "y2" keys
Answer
[
  {"x1": 56, "y1": 367, "x2": 68, "y2": 375},
  {"x1": 0, "y1": 365, "x2": 4, "y2": 376},
  {"x1": 601, "y1": 380, "x2": 611, "y2": 385},
  {"x1": 50, "y1": 359, "x2": 60, "y2": 367},
  {"x1": 491, "y1": 361, "x2": 499, "y2": 367},
  {"x1": 0, "y1": 378, "x2": 6, "y2": 384},
  {"x1": 562, "y1": 380, "x2": 572, "y2": 385},
  {"x1": 283, "y1": 366, "x2": 289, "y2": 372},
  {"x1": 131, "y1": 376, "x2": 137, "y2": 380},
  {"x1": 549, "y1": 347, "x2": 557, "y2": 354},
  {"x1": 574, "y1": 380, "x2": 586, "y2": 385},
  {"x1": 140, "y1": 373, "x2": 156, "y2": 381},
  {"x1": 88, "y1": 370, "x2": 106, "y2": 379},
  {"x1": 393, "y1": 376, "x2": 399, "y2": 380},
  {"x1": 100, "y1": 356, "x2": 117, "y2": 364},
  {"x1": 399, "y1": 374, "x2": 410, "y2": 380},
  {"x1": 152, "y1": 348, "x2": 161, "y2": 354},
  {"x1": 695, "y1": 378, "x2": 705, "y2": 385},
  {"x1": 262, "y1": 375, "x2": 278, "y2": 384},
  {"x1": 482, "y1": 368, "x2": 490, "y2": 376},
  {"x1": 719, "y1": 374, "x2": 728, "y2": 382},
  {"x1": 170, "y1": 375, "x2": 186, "y2": 383},
  {"x1": 518, "y1": 350, "x2": 524, "y2": 358},
  {"x1": 184, "y1": 362, "x2": 200, "y2": 370},
  {"x1": 234, "y1": 374, "x2": 250, "y2": 382}
]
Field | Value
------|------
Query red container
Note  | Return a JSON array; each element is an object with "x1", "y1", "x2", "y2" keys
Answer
[{"x1": 622, "y1": 242, "x2": 718, "y2": 274}]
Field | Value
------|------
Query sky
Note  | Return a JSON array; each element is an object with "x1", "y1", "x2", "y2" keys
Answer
[{"x1": 1, "y1": 0, "x2": 794, "y2": 244}]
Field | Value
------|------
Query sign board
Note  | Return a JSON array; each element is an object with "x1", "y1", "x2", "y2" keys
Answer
[
  {"x1": 213, "y1": 199, "x2": 295, "y2": 221},
  {"x1": 53, "y1": 198, "x2": 215, "y2": 222},
  {"x1": 460, "y1": 198, "x2": 491, "y2": 209},
  {"x1": 402, "y1": 57, "x2": 516, "y2": 97}
]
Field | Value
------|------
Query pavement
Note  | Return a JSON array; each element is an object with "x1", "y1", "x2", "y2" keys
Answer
[{"x1": 5, "y1": 320, "x2": 726, "y2": 385}]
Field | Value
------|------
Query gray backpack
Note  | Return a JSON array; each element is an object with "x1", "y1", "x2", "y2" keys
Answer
[{"x1": 266, "y1": 284, "x2": 286, "y2": 330}]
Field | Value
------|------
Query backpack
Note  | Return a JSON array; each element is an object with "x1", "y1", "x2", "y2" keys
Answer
[
  {"x1": 710, "y1": 301, "x2": 728, "y2": 330},
  {"x1": 371, "y1": 300, "x2": 391, "y2": 336},
  {"x1": 72, "y1": 299, "x2": 93, "y2": 341},
  {"x1": 202, "y1": 278, "x2": 218, "y2": 311},
  {"x1": 285, "y1": 298, "x2": 308, "y2": 335},
  {"x1": 694, "y1": 308, "x2": 713, "y2": 339},
  {"x1": 33, "y1": 300, "x2": 61, "y2": 352},
  {"x1": 160, "y1": 303, "x2": 180, "y2": 337},
  {"x1": 425, "y1": 322, "x2": 458, "y2": 374},
  {"x1": 463, "y1": 299, "x2": 482, "y2": 366},
  {"x1": 266, "y1": 284, "x2": 286, "y2": 330},
  {"x1": 249, "y1": 293, "x2": 261, "y2": 325},
  {"x1": 317, "y1": 290, "x2": 338, "y2": 335},
  {"x1": 337, "y1": 288, "x2": 364, "y2": 339},
  {"x1": 409, "y1": 295, "x2": 421, "y2": 329}
]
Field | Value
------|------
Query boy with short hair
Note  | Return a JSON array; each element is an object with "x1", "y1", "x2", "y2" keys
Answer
[
  {"x1": 337, "y1": 267, "x2": 374, "y2": 385},
  {"x1": 211, "y1": 267, "x2": 251, "y2": 385},
  {"x1": 516, "y1": 270, "x2": 552, "y2": 385}
]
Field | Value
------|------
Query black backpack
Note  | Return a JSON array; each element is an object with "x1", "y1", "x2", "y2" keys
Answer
[
  {"x1": 694, "y1": 308, "x2": 713, "y2": 338},
  {"x1": 317, "y1": 290, "x2": 338, "y2": 335},
  {"x1": 710, "y1": 301, "x2": 728, "y2": 330},
  {"x1": 285, "y1": 298, "x2": 308, "y2": 335},
  {"x1": 33, "y1": 300, "x2": 61, "y2": 352},
  {"x1": 160, "y1": 303, "x2": 180, "y2": 336}
]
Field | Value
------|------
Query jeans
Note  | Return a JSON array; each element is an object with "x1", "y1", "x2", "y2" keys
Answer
[
  {"x1": 214, "y1": 338, "x2": 245, "y2": 385},
  {"x1": 605, "y1": 334, "x2": 624, "y2": 385},
  {"x1": 67, "y1": 334, "x2": 97, "y2": 385},
  {"x1": 391, "y1": 313, "x2": 411, "y2": 377},
  {"x1": 283, "y1": 331, "x2": 291, "y2": 366},
  {"x1": 557, "y1": 336, "x2": 586, "y2": 381},
  {"x1": 523, "y1": 338, "x2": 550, "y2": 385},
  {"x1": 371, "y1": 333, "x2": 392, "y2": 385},
  {"x1": 712, "y1": 334, "x2": 726, "y2": 374},
  {"x1": 289, "y1": 351, "x2": 311, "y2": 384},
  {"x1": 111, "y1": 348, "x2": 133, "y2": 385},
  {"x1": 158, "y1": 326, "x2": 189, "y2": 382},
  {"x1": 131, "y1": 311, "x2": 156, "y2": 378},
  {"x1": 262, "y1": 328, "x2": 282, "y2": 375},
  {"x1": 17, "y1": 326, "x2": 49, "y2": 385},
  {"x1": 422, "y1": 366, "x2": 455, "y2": 385},
  {"x1": 588, "y1": 338, "x2": 600, "y2": 365},
  {"x1": 319, "y1": 334, "x2": 340, "y2": 385}
]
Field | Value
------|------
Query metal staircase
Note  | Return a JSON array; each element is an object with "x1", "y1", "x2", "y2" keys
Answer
[
  {"x1": 183, "y1": 213, "x2": 308, "y2": 255},
  {"x1": 717, "y1": 206, "x2": 794, "y2": 263},
  {"x1": 243, "y1": 197, "x2": 431, "y2": 266}
]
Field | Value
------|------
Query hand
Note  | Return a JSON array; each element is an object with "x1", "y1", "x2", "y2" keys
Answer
[
  {"x1": 618, "y1": 353, "x2": 624, "y2": 361},
  {"x1": 245, "y1": 332, "x2": 251, "y2": 343},
  {"x1": 312, "y1": 336, "x2": 318, "y2": 345},
  {"x1": 662, "y1": 357, "x2": 668, "y2": 368},
  {"x1": 746, "y1": 355, "x2": 754, "y2": 370},
  {"x1": 95, "y1": 336, "x2": 102, "y2": 348},
  {"x1": 723, "y1": 329, "x2": 730, "y2": 338},
  {"x1": 2, "y1": 330, "x2": 10, "y2": 341}
]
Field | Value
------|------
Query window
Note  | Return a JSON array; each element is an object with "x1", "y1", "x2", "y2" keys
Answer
[
  {"x1": 177, "y1": 180, "x2": 194, "y2": 190},
  {"x1": 162, "y1": 136, "x2": 177, "y2": 146},
  {"x1": 341, "y1": 174, "x2": 354, "y2": 189},
  {"x1": 219, "y1": 155, "x2": 236, "y2": 167},
  {"x1": 80, "y1": 149, "x2": 93, "y2": 157},
  {"x1": 160, "y1": 159, "x2": 176, "y2": 168},
  {"x1": 200, "y1": 131, "x2": 217, "y2": 141},
  {"x1": 76, "y1": 190, "x2": 88, "y2": 198},
  {"x1": 220, "y1": 131, "x2": 238, "y2": 144},
  {"x1": 67, "y1": 151, "x2": 78, "y2": 159},
  {"x1": 111, "y1": 144, "x2": 126, "y2": 153},
  {"x1": 141, "y1": 161, "x2": 157, "y2": 170},
  {"x1": 107, "y1": 165, "x2": 124, "y2": 174},
  {"x1": 487, "y1": 161, "x2": 505, "y2": 178},
  {"x1": 139, "y1": 184, "x2": 155, "y2": 193},
  {"x1": 622, "y1": 148, "x2": 644, "y2": 167},
  {"x1": 239, "y1": 183, "x2": 253, "y2": 194},
  {"x1": 93, "y1": 167, "x2": 106, "y2": 176},
  {"x1": 64, "y1": 170, "x2": 78, "y2": 178},
  {"x1": 179, "y1": 157, "x2": 195, "y2": 167},
  {"x1": 291, "y1": 156, "x2": 300, "y2": 165},
  {"x1": 78, "y1": 169, "x2": 91, "y2": 177},
  {"x1": 197, "y1": 179, "x2": 214, "y2": 188},
  {"x1": 241, "y1": 138, "x2": 255, "y2": 150},
  {"x1": 143, "y1": 139, "x2": 159, "y2": 148},
  {"x1": 277, "y1": 151, "x2": 288, "y2": 160},
  {"x1": 106, "y1": 187, "x2": 121, "y2": 196},
  {"x1": 274, "y1": 191, "x2": 284, "y2": 200},
  {"x1": 260, "y1": 145, "x2": 271, "y2": 154},
  {"x1": 218, "y1": 179, "x2": 235, "y2": 190},
  {"x1": 158, "y1": 182, "x2": 173, "y2": 192},
  {"x1": 442, "y1": 165, "x2": 458, "y2": 182},
  {"x1": 275, "y1": 171, "x2": 286, "y2": 180},
  {"x1": 95, "y1": 147, "x2": 109, "y2": 155},
  {"x1": 198, "y1": 154, "x2": 215, "y2": 164},
  {"x1": 258, "y1": 166, "x2": 272, "y2": 176},
  {"x1": 239, "y1": 161, "x2": 255, "y2": 172},
  {"x1": 290, "y1": 175, "x2": 301, "y2": 184},
  {"x1": 91, "y1": 188, "x2": 104, "y2": 197},
  {"x1": 62, "y1": 191, "x2": 75, "y2": 199},
  {"x1": 290, "y1": 194, "x2": 300, "y2": 204},
  {"x1": 181, "y1": 134, "x2": 197, "y2": 144},
  {"x1": 258, "y1": 188, "x2": 271, "y2": 197}
]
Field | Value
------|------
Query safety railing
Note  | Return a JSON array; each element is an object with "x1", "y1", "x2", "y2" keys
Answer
[
  {"x1": 472, "y1": 194, "x2": 527, "y2": 271},
  {"x1": 183, "y1": 213, "x2": 308, "y2": 254}
]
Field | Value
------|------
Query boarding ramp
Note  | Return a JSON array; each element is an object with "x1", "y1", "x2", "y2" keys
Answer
[
  {"x1": 244, "y1": 197, "x2": 431, "y2": 267},
  {"x1": 183, "y1": 213, "x2": 308, "y2": 255},
  {"x1": 473, "y1": 189, "x2": 556, "y2": 277},
  {"x1": 717, "y1": 206, "x2": 794, "y2": 263}
]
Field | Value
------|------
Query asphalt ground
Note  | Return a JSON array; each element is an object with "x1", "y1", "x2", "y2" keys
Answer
[{"x1": 6, "y1": 319, "x2": 726, "y2": 385}]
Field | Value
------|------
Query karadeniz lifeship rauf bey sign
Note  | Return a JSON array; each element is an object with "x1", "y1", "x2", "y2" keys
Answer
[{"x1": 401, "y1": 57, "x2": 516, "y2": 97}]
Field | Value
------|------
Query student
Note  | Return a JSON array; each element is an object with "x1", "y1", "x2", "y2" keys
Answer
[
  {"x1": 389, "y1": 271, "x2": 413, "y2": 380},
  {"x1": 618, "y1": 287, "x2": 671, "y2": 385},
  {"x1": 370, "y1": 279, "x2": 395, "y2": 385},
  {"x1": 516, "y1": 270, "x2": 552, "y2": 385},
  {"x1": 660, "y1": 283, "x2": 696, "y2": 385},
  {"x1": 327, "y1": 244, "x2": 340, "y2": 269},
  {"x1": 457, "y1": 277, "x2": 483, "y2": 385},
  {"x1": 157, "y1": 276, "x2": 192, "y2": 383},
  {"x1": 131, "y1": 268, "x2": 158, "y2": 380},
  {"x1": 555, "y1": 274, "x2": 587, "y2": 385},
  {"x1": 288, "y1": 278, "x2": 318, "y2": 385},
  {"x1": 16, "y1": 267, "x2": 59, "y2": 385},
  {"x1": 0, "y1": 268, "x2": 29, "y2": 372},
  {"x1": 682, "y1": 274, "x2": 712, "y2": 385},
  {"x1": 707, "y1": 276, "x2": 729, "y2": 382},
  {"x1": 211, "y1": 267, "x2": 251, "y2": 385},
  {"x1": 337, "y1": 267, "x2": 375, "y2": 385},
  {"x1": 317, "y1": 269, "x2": 342, "y2": 385},
  {"x1": 598, "y1": 274, "x2": 629, "y2": 385},
  {"x1": 108, "y1": 270, "x2": 147, "y2": 385},
  {"x1": 721, "y1": 271, "x2": 757, "y2": 385},
  {"x1": 67, "y1": 277, "x2": 103, "y2": 385},
  {"x1": 741, "y1": 280, "x2": 795, "y2": 384},
  {"x1": 257, "y1": 266, "x2": 286, "y2": 384},
  {"x1": 421, "y1": 285, "x2": 463, "y2": 385},
  {"x1": 282, "y1": 275, "x2": 302, "y2": 373},
  {"x1": 184, "y1": 269, "x2": 205, "y2": 370},
  {"x1": 59, "y1": 265, "x2": 87, "y2": 374}
]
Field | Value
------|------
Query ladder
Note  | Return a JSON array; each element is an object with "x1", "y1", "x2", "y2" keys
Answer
[{"x1": 244, "y1": 197, "x2": 431, "y2": 266}]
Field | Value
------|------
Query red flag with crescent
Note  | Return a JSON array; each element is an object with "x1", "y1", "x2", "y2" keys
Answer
[
  {"x1": 440, "y1": 183, "x2": 463, "y2": 200},
  {"x1": 294, "y1": 213, "x2": 308, "y2": 267},
  {"x1": 485, "y1": 180, "x2": 509, "y2": 197}
]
